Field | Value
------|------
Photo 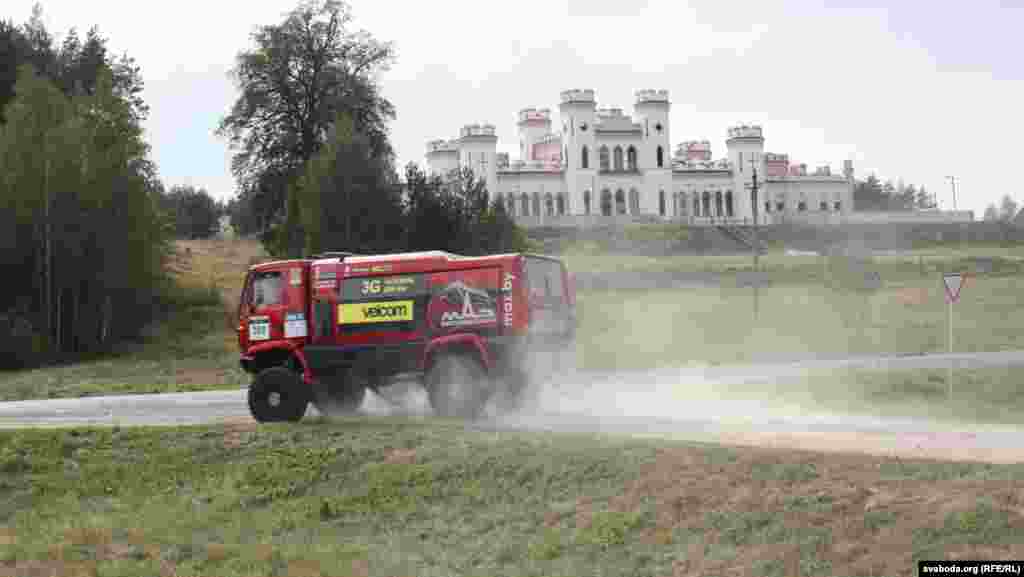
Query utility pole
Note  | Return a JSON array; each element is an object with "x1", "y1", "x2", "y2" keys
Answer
[
  {"x1": 745, "y1": 154, "x2": 762, "y2": 320},
  {"x1": 945, "y1": 176, "x2": 959, "y2": 211}
]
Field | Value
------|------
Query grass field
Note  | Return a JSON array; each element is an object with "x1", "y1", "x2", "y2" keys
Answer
[
  {"x1": 1, "y1": 420, "x2": 1023, "y2": 577},
  {"x1": 576, "y1": 272, "x2": 1024, "y2": 370},
  {"x1": 1, "y1": 237, "x2": 1022, "y2": 403}
]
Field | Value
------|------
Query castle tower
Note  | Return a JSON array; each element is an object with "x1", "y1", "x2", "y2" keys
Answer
[
  {"x1": 558, "y1": 89, "x2": 596, "y2": 215},
  {"x1": 425, "y1": 139, "x2": 459, "y2": 180},
  {"x1": 517, "y1": 108, "x2": 552, "y2": 162},
  {"x1": 634, "y1": 89, "x2": 671, "y2": 215},
  {"x1": 457, "y1": 124, "x2": 498, "y2": 196},
  {"x1": 726, "y1": 124, "x2": 766, "y2": 222}
]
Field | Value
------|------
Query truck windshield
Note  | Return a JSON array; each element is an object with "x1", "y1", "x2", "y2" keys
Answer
[{"x1": 252, "y1": 271, "x2": 284, "y2": 306}]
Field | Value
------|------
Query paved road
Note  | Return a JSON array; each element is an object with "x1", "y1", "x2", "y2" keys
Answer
[{"x1": 2, "y1": 349, "x2": 1023, "y2": 462}]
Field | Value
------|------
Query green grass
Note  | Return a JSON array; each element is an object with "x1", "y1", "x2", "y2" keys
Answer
[
  {"x1": 575, "y1": 272, "x2": 1024, "y2": 371},
  {"x1": 1, "y1": 420, "x2": 1023, "y2": 577}
]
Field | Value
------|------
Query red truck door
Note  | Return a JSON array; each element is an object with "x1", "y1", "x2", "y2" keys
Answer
[{"x1": 239, "y1": 264, "x2": 309, "y2": 350}]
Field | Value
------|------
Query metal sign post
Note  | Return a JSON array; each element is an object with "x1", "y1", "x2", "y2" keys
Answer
[{"x1": 942, "y1": 273, "x2": 966, "y2": 398}]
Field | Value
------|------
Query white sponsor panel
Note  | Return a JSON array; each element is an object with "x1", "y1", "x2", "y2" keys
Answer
[
  {"x1": 284, "y1": 313, "x2": 307, "y2": 338},
  {"x1": 249, "y1": 316, "x2": 270, "y2": 341}
]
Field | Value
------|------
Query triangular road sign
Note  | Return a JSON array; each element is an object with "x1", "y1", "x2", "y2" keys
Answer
[{"x1": 943, "y1": 273, "x2": 965, "y2": 303}]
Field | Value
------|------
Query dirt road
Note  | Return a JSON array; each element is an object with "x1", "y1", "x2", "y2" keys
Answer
[{"x1": 2, "y1": 350, "x2": 1023, "y2": 464}]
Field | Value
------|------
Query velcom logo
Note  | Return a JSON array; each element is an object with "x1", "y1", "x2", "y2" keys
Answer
[{"x1": 338, "y1": 300, "x2": 415, "y2": 324}]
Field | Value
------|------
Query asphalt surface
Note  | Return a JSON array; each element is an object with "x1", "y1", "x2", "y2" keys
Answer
[{"x1": 2, "y1": 350, "x2": 1023, "y2": 464}]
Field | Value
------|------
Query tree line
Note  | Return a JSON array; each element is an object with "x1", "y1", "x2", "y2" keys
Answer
[
  {"x1": 852, "y1": 174, "x2": 936, "y2": 211},
  {"x1": 1, "y1": 1, "x2": 524, "y2": 370},
  {"x1": 0, "y1": 6, "x2": 170, "y2": 368},
  {"x1": 217, "y1": 0, "x2": 523, "y2": 259}
]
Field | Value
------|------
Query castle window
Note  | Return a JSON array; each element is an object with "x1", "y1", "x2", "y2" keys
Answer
[
  {"x1": 725, "y1": 190, "x2": 733, "y2": 217},
  {"x1": 834, "y1": 201, "x2": 841, "y2": 211},
  {"x1": 798, "y1": 201, "x2": 807, "y2": 212},
  {"x1": 629, "y1": 188, "x2": 640, "y2": 213},
  {"x1": 657, "y1": 146, "x2": 664, "y2": 168},
  {"x1": 659, "y1": 190, "x2": 666, "y2": 216},
  {"x1": 694, "y1": 195, "x2": 700, "y2": 217},
  {"x1": 599, "y1": 146, "x2": 610, "y2": 171},
  {"x1": 546, "y1": 193, "x2": 555, "y2": 217},
  {"x1": 702, "y1": 191, "x2": 711, "y2": 217},
  {"x1": 507, "y1": 196, "x2": 516, "y2": 216},
  {"x1": 615, "y1": 189, "x2": 626, "y2": 215},
  {"x1": 557, "y1": 194, "x2": 566, "y2": 215},
  {"x1": 584, "y1": 190, "x2": 592, "y2": 215},
  {"x1": 776, "y1": 202, "x2": 784, "y2": 212},
  {"x1": 820, "y1": 201, "x2": 828, "y2": 211},
  {"x1": 521, "y1": 193, "x2": 530, "y2": 216},
  {"x1": 581, "y1": 146, "x2": 589, "y2": 169},
  {"x1": 765, "y1": 202, "x2": 771, "y2": 213},
  {"x1": 533, "y1": 192, "x2": 541, "y2": 216},
  {"x1": 601, "y1": 189, "x2": 612, "y2": 216},
  {"x1": 613, "y1": 147, "x2": 624, "y2": 171},
  {"x1": 627, "y1": 146, "x2": 637, "y2": 171},
  {"x1": 715, "y1": 191, "x2": 723, "y2": 217}
]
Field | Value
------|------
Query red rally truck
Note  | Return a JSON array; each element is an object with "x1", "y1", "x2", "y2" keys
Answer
[{"x1": 236, "y1": 250, "x2": 577, "y2": 422}]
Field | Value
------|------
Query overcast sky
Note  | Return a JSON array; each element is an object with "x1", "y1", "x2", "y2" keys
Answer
[{"x1": 10, "y1": 0, "x2": 1024, "y2": 216}]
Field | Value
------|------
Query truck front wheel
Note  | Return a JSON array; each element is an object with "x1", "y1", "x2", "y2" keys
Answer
[
  {"x1": 248, "y1": 366, "x2": 309, "y2": 423},
  {"x1": 426, "y1": 353, "x2": 489, "y2": 419}
]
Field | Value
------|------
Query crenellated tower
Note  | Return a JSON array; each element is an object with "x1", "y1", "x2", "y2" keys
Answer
[
  {"x1": 634, "y1": 89, "x2": 671, "y2": 215},
  {"x1": 726, "y1": 124, "x2": 766, "y2": 222},
  {"x1": 558, "y1": 89, "x2": 596, "y2": 215},
  {"x1": 457, "y1": 124, "x2": 498, "y2": 197}
]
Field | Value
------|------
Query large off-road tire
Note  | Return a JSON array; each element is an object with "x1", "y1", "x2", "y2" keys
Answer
[
  {"x1": 426, "y1": 353, "x2": 489, "y2": 419},
  {"x1": 311, "y1": 377, "x2": 366, "y2": 416},
  {"x1": 248, "y1": 366, "x2": 309, "y2": 423}
]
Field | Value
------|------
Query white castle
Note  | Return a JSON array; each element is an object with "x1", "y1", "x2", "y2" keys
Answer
[{"x1": 425, "y1": 89, "x2": 855, "y2": 227}]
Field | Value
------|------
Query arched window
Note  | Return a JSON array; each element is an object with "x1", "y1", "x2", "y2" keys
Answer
[
  {"x1": 659, "y1": 190, "x2": 666, "y2": 216},
  {"x1": 557, "y1": 194, "x2": 566, "y2": 215},
  {"x1": 693, "y1": 195, "x2": 700, "y2": 217},
  {"x1": 657, "y1": 146, "x2": 664, "y2": 168},
  {"x1": 627, "y1": 146, "x2": 637, "y2": 171},
  {"x1": 615, "y1": 189, "x2": 626, "y2": 215},
  {"x1": 725, "y1": 190, "x2": 734, "y2": 217},
  {"x1": 584, "y1": 190, "x2": 592, "y2": 215},
  {"x1": 613, "y1": 146, "x2": 624, "y2": 171},
  {"x1": 599, "y1": 146, "x2": 610, "y2": 171},
  {"x1": 581, "y1": 146, "x2": 589, "y2": 169},
  {"x1": 521, "y1": 193, "x2": 530, "y2": 216},
  {"x1": 533, "y1": 192, "x2": 541, "y2": 217},
  {"x1": 702, "y1": 191, "x2": 711, "y2": 217},
  {"x1": 629, "y1": 188, "x2": 640, "y2": 214},
  {"x1": 715, "y1": 190, "x2": 723, "y2": 217},
  {"x1": 601, "y1": 189, "x2": 612, "y2": 216},
  {"x1": 545, "y1": 193, "x2": 555, "y2": 217},
  {"x1": 678, "y1": 192, "x2": 687, "y2": 216}
]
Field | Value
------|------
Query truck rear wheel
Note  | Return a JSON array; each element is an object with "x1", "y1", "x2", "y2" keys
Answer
[
  {"x1": 248, "y1": 366, "x2": 308, "y2": 423},
  {"x1": 426, "y1": 353, "x2": 489, "y2": 419},
  {"x1": 312, "y1": 377, "x2": 366, "y2": 416}
]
